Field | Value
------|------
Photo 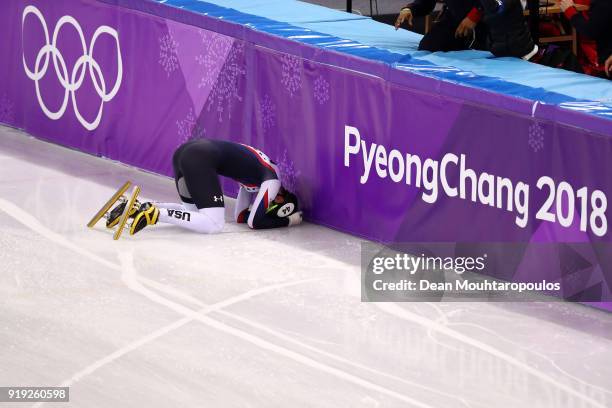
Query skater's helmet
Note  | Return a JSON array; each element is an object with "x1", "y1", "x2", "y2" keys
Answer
[{"x1": 268, "y1": 187, "x2": 299, "y2": 218}]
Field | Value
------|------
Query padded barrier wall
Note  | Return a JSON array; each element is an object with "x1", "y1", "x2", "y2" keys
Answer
[{"x1": 1, "y1": 0, "x2": 611, "y2": 308}]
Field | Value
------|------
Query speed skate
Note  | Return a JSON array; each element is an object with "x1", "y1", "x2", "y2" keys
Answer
[{"x1": 87, "y1": 181, "x2": 142, "y2": 240}]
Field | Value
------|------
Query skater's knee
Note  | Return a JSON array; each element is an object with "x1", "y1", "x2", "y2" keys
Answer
[
  {"x1": 194, "y1": 219, "x2": 224, "y2": 234},
  {"x1": 208, "y1": 220, "x2": 225, "y2": 234},
  {"x1": 193, "y1": 208, "x2": 225, "y2": 234}
]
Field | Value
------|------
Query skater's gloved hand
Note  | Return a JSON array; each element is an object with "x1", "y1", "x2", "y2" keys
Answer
[{"x1": 288, "y1": 211, "x2": 303, "y2": 227}]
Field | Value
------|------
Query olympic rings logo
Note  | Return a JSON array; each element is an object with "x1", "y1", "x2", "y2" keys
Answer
[{"x1": 22, "y1": 5, "x2": 122, "y2": 131}]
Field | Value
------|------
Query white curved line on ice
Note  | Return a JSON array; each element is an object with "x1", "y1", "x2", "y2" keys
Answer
[
  {"x1": 0, "y1": 199, "x2": 432, "y2": 408},
  {"x1": 375, "y1": 302, "x2": 606, "y2": 408},
  {"x1": 119, "y1": 252, "x2": 437, "y2": 408},
  {"x1": 141, "y1": 274, "x2": 473, "y2": 408}
]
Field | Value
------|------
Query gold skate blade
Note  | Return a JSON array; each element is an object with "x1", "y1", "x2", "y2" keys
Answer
[
  {"x1": 114, "y1": 186, "x2": 140, "y2": 241},
  {"x1": 87, "y1": 181, "x2": 131, "y2": 228}
]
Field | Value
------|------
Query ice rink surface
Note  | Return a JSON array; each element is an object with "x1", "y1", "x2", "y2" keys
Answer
[{"x1": 1, "y1": 125, "x2": 611, "y2": 408}]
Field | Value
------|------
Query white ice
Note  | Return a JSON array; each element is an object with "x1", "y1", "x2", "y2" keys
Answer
[{"x1": 0, "y1": 125, "x2": 611, "y2": 408}]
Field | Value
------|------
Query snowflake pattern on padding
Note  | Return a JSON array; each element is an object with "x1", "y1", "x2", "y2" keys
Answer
[
  {"x1": 206, "y1": 40, "x2": 246, "y2": 122},
  {"x1": 313, "y1": 75, "x2": 330, "y2": 105},
  {"x1": 158, "y1": 33, "x2": 179, "y2": 77},
  {"x1": 280, "y1": 54, "x2": 302, "y2": 97},
  {"x1": 276, "y1": 149, "x2": 301, "y2": 193},
  {"x1": 259, "y1": 94, "x2": 276, "y2": 132},
  {"x1": 0, "y1": 94, "x2": 14, "y2": 124},
  {"x1": 528, "y1": 122, "x2": 544, "y2": 152},
  {"x1": 176, "y1": 108, "x2": 204, "y2": 146},
  {"x1": 196, "y1": 32, "x2": 233, "y2": 90}
]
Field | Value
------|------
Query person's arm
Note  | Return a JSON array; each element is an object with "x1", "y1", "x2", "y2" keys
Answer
[
  {"x1": 405, "y1": 0, "x2": 437, "y2": 17},
  {"x1": 247, "y1": 179, "x2": 290, "y2": 229},
  {"x1": 467, "y1": 7, "x2": 483, "y2": 23},
  {"x1": 561, "y1": 0, "x2": 611, "y2": 40},
  {"x1": 395, "y1": 0, "x2": 436, "y2": 29},
  {"x1": 234, "y1": 186, "x2": 252, "y2": 223},
  {"x1": 456, "y1": 7, "x2": 483, "y2": 37},
  {"x1": 605, "y1": 54, "x2": 612, "y2": 78}
]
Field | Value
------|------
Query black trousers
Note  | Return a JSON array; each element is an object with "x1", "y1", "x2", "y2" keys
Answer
[
  {"x1": 172, "y1": 140, "x2": 224, "y2": 209},
  {"x1": 418, "y1": 15, "x2": 487, "y2": 52}
]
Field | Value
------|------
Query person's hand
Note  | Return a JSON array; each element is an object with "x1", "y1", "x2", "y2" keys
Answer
[
  {"x1": 558, "y1": 0, "x2": 575, "y2": 12},
  {"x1": 394, "y1": 8, "x2": 413, "y2": 30},
  {"x1": 605, "y1": 55, "x2": 612, "y2": 78},
  {"x1": 455, "y1": 17, "x2": 476, "y2": 38}
]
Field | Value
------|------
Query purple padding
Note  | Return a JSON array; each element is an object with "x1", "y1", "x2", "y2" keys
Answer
[{"x1": 1, "y1": 0, "x2": 610, "y2": 309}]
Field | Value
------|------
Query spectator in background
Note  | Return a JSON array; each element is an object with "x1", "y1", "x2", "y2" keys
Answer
[
  {"x1": 477, "y1": 0, "x2": 536, "y2": 58},
  {"x1": 607, "y1": 55, "x2": 612, "y2": 78},
  {"x1": 559, "y1": 0, "x2": 612, "y2": 78},
  {"x1": 567, "y1": 0, "x2": 601, "y2": 76},
  {"x1": 478, "y1": 0, "x2": 582, "y2": 72},
  {"x1": 394, "y1": 0, "x2": 485, "y2": 52}
]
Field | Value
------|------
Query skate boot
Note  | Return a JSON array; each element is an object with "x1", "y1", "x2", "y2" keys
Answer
[
  {"x1": 129, "y1": 202, "x2": 160, "y2": 235},
  {"x1": 106, "y1": 196, "x2": 141, "y2": 228}
]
